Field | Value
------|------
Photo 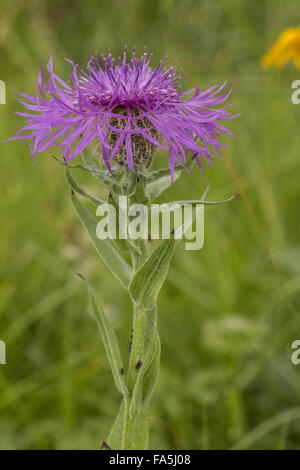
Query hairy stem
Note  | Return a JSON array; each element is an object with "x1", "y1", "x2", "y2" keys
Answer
[
  {"x1": 122, "y1": 305, "x2": 148, "y2": 450},
  {"x1": 121, "y1": 398, "x2": 133, "y2": 450},
  {"x1": 127, "y1": 304, "x2": 147, "y2": 392}
]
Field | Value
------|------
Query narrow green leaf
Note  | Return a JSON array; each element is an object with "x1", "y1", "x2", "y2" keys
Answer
[
  {"x1": 145, "y1": 154, "x2": 195, "y2": 182},
  {"x1": 106, "y1": 401, "x2": 125, "y2": 449},
  {"x1": 77, "y1": 274, "x2": 128, "y2": 398},
  {"x1": 145, "y1": 169, "x2": 181, "y2": 201},
  {"x1": 141, "y1": 325, "x2": 161, "y2": 409},
  {"x1": 71, "y1": 191, "x2": 132, "y2": 288},
  {"x1": 65, "y1": 164, "x2": 105, "y2": 206},
  {"x1": 81, "y1": 148, "x2": 100, "y2": 171},
  {"x1": 52, "y1": 154, "x2": 91, "y2": 172},
  {"x1": 129, "y1": 238, "x2": 175, "y2": 308},
  {"x1": 144, "y1": 154, "x2": 196, "y2": 201},
  {"x1": 107, "y1": 401, "x2": 149, "y2": 450},
  {"x1": 107, "y1": 193, "x2": 142, "y2": 256},
  {"x1": 81, "y1": 149, "x2": 116, "y2": 186},
  {"x1": 173, "y1": 186, "x2": 209, "y2": 247},
  {"x1": 130, "y1": 408, "x2": 149, "y2": 450},
  {"x1": 154, "y1": 192, "x2": 239, "y2": 208},
  {"x1": 129, "y1": 322, "x2": 161, "y2": 418}
]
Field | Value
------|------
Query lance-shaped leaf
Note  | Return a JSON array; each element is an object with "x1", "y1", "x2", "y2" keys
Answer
[
  {"x1": 144, "y1": 154, "x2": 196, "y2": 201},
  {"x1": 81, "y1": 149, "x2": 126, "y2": 193},
  {"x1": 145, "y1": 168, "x2": 181, "y2": 201},
  {"x1": 129, "y1": 238, "x2": 175, "y2": 309},
  {"x1": 71, "y1": 191, "x2": 132, "y2": 288},
  {"x1": 141, "y1": 325, "x2": 161, "y2": 408},
  {"x1": 170, "y1": 187, "x2": 239, "y2": 247},
  {"x1": 151, "y1": 192, "x2": 239, "y2": 211},
  {"x1": 173, "y1": 186, "x2": 209, "y2": 247},
  {"x1": 106, "y1": 401, "x2": 149, "y2": 450},
  {"x1": 52, "y1": 153, "x2": 92, "y2": 172},
  {"x1": 81, "y1": 149, "x2": 116, "y2": 186},
  {"x1": 77, "y1": 274, "x2": 128, "y2": 398},
  {"x1": 129, "y1": 321, "x2": 161, "y2": 419},
  {"x1": 106, "y1": 401, "x2": 125, "y2": 450},
  {"x1": 65, "y1": 165, "x2": 128, "y2": 255},
  {"x1": 65, "y1": 164, "x2": 106, "y2": 206},
  {"x1": 107, "y1": 193, "x2": 142, "y2": 256},
  {"x1": 129, "y1": 408, "x2": 149, "y2": 450},
  {"x1": 54, "y1": 152, "x2": 116, "y2": 188}
]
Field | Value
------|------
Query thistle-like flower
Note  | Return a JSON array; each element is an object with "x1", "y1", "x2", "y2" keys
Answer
[
  {"x1": 262, "y1": 27, "x2": 300, "y2": 71},
  {"x1": 11, "y1": 49, "x2": 235, "y2": 176}
]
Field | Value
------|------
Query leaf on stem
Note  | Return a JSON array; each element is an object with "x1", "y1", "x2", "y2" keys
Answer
[
  {"x1": 76, "y1": 273, "x2": 128, "y2": 398},
  {"x1": 129, "y1": 321, "x2": 161, "y2": 418},
  {"x1": 70, "y1": 190, "x2": 132, "y2": 288},
  {"x1": 129, "y1": 238, "x2": 175, "y2": 309},
  {"x1": 145, "y1": 168, "x2": 181, "y2": 201},
  {"x1": 65, "y1": 163, "x2": 106, "y2": 206}
]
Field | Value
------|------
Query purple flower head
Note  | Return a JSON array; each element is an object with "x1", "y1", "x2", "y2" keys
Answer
[{"x1": 11, "y1": 49, "x2": 237, "y2": 177}]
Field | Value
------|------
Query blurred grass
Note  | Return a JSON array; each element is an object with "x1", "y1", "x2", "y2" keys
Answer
[{"x1": 1, "y1": 0, "x2": 300, "y2": 449}]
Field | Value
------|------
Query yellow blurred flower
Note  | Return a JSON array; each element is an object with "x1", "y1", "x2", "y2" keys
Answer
[{"x1": 261, "y1": 27, "x2": 300, "y2": 70}]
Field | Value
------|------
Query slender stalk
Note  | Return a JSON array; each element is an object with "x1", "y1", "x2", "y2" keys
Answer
[
  {"x1": 119, "y1": 303, "x2": 148, "y2": 449},
  {"x1": 121, "y1": 398, "x2": 133, "y2": 450},
  {"x1": 127, "y1": 304, "x2": 147, "y2": 391}
]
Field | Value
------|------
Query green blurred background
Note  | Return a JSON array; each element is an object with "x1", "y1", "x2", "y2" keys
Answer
[{"x1": 1, "y1": 0, "x2": 300, "y2": 450}]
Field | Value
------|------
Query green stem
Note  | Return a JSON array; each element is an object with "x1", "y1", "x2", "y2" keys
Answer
[
  {"x1": 121, "y1": 398, "x2": 133, "y2": 450},
  {"x1": 120, "y1": 303, "x2": 149, "y2": 449},
  {"x1": 127, "y1": 304, "x2": 147, "y2": 392}
]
